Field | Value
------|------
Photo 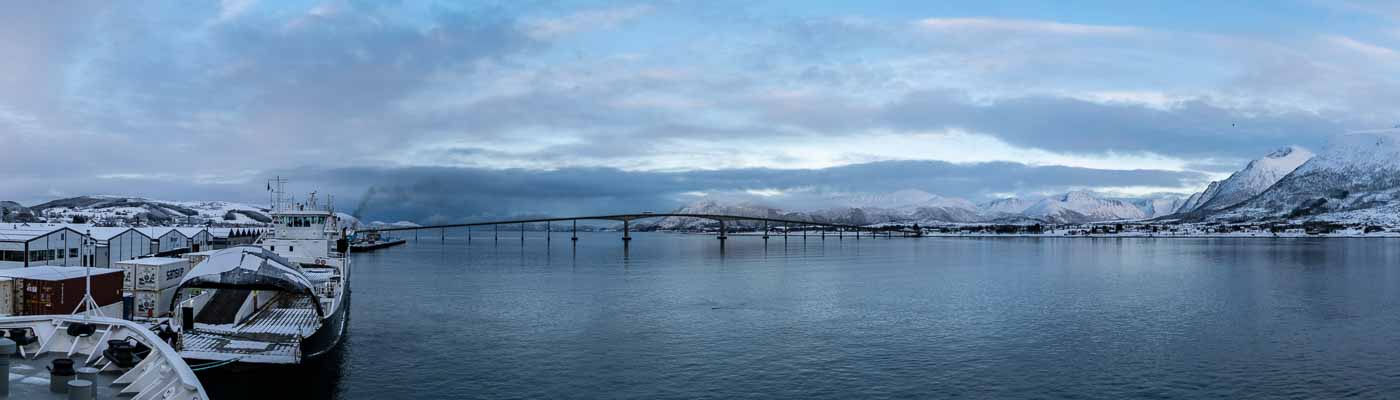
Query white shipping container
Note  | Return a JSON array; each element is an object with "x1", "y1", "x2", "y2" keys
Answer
[
  {"x1": 0, "y1": 278, "x2": 13, "y2": 317},
  {"x1": 131, "y1": 288, "x2": 182, "y2": 320},
  {"x1": 116, "y1": 257, "x2": 190, "y2": 291}
]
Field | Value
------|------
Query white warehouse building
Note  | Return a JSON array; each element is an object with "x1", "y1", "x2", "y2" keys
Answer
[
  {"x1": 0, "y1": 226, "x2": 88, "y2": 269},
  {"x1": 87, "y1": 227, "x2": 155, "y2": 268}
]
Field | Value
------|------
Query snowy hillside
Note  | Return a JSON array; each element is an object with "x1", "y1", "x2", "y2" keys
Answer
[
  {"x1": 1212, "y1": 130, "x2": 1400, "y2": 223},
  {"x1": 1020, "y1": 191, "x2": 1149, "y2": 223},
  {"x1": 1129, "y1": 197, "x2": 1186, "y2": 219},
  {"x1": 28, "y1": 196, "x2": 270, "y2": 225},
  {"x1": 1178, "y1": 146, "x2": 1313, "y2": 213}
]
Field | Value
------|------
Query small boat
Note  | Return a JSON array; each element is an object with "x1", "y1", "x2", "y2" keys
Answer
[
  {"x1": 0, "y1": 314, "x2": 208, "y2": 399},
  {"x1": 349, "y1": 231, "x2": 406, "y2": 252}
]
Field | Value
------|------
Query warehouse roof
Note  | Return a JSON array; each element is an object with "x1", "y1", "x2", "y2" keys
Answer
[
  {"x1": 0, "y1": 226, "x2": 84, "y2": 243},
  {"x1": 0, "y1": 266, "x2": 122, "y2": 281}
]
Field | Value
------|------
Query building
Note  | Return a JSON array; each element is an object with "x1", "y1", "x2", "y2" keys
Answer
[
  {"x1": 175, "y1": 228, "x2": 213, "y2": 252},
  {"x1": 143, "y1": 227, "x2": 190, "y2": 256},
  {"x1": 86, "y1": 227, "x2": 155, "y2": 268},
  {"x1": 0, "y1": 225, "x2": 89, "y2": 269}
]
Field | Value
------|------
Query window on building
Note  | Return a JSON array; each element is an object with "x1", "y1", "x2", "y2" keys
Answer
[
  {"x1": 289, "y1": 246, "x2": 294, "y2": 252},
  {"x1": 69, "y1": 248, "x2": 78, "y2": 258},
  {"x1": 0, "y1": 251, "x2": 23, "y2": 262}
]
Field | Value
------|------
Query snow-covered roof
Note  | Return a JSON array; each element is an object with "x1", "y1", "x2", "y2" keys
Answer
[
  {"x1": 115, "y1": 257, "x2": 185, "y2": 266},
  {"x1": 175, "y1": 227, "x2": 209, "y2": 237},
  {"x1": 0, "y1": 266, "x2": 122, "y2": 281},
  {"x1": 0, "y1": 225, "x2": 82, "y2": 243},
  {"x1": 83, "y1": 227, "x2": 147, "y2": 241},
  {"x1": 140, "y1": 227, "x2": 185, "y2": 238}
]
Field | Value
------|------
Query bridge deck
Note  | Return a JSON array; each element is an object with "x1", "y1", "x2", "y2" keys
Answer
[{"x1": 360, "y1": 212, "x2": 923, "y2": 235}]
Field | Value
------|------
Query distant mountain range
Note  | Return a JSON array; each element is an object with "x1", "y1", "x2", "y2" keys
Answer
[{"x1": 645, "y1": 131, "x2": 1400, "y2": 227}]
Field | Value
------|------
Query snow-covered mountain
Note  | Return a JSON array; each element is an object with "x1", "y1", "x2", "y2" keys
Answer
[
  {"x1": 27, "y1": 196, "x2": 270, "y2": 225},
  {"x1": 1177, "y1": 146, "x2": 1314, "y2": 213},
  {"x1": 365, "y1": 220, "x2": 421, "y2": 229},
  {"x1": 1129, "y1": 196, "x2": 1186, "y2": 219},
  {"x1": 1211, "y1": 130, "x2": 1400, "y2": 224},
  {"x1": 1019, "y1": 191, "x2": 1149, "y2": 223},
  {"x1": 645, "y1": 190, "x2": 1182, "y2": 228}
]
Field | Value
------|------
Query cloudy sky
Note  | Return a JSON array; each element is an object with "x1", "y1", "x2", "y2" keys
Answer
[{"x1": 4, "y1": 1, "x2": 1398, "y2": 222}]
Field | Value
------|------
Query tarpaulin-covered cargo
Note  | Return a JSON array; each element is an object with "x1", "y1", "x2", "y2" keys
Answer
[{"x1": 0, "y1": 267, "x2": 123, "y2": 316}]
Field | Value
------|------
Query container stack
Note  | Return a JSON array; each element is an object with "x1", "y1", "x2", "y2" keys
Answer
[
  {"x1": 0, "y1": 267, "x2": 124, "y2": 316},
  {"x1": 115, "y1": 257, "x2": 190, "y2": 319}
]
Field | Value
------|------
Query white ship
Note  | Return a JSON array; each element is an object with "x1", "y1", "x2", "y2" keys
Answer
[
  {"x1": 0, "y1": 314, "x2": 208, "y2": 399},
  {"x1": 172, "y1": 182, "x2": 351, "y2": 365}
]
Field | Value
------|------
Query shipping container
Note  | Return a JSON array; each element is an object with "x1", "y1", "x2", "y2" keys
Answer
[
  {"x1": 0, "y1": 278, "x2": 13, "y2": 316},
  {"x1": 0, "y1": 267, "x2": 123, "y2": 316},
  {"x1": 130, "y1": 288, "x2": 183, "y2": 320},
  {"x1": 116, "y1": 257, "x2": 189, "y2": 291}
]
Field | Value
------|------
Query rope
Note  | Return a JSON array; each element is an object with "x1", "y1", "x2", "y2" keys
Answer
[{"x1": 189, "y1": 357, "x2": 241, "y2": 371}]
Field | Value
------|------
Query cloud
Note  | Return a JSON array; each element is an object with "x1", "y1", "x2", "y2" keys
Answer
[
  {"x1": 915, "y1": 18, "x2": 1142, "y2": 35},
  {"x1": 522, "y1": 4, "x2": 654, "y2": 40}
]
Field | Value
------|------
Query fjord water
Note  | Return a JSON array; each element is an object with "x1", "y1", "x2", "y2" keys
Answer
[{"x1": 208, "y1": 233, "x2": 1400, "y2": 399}]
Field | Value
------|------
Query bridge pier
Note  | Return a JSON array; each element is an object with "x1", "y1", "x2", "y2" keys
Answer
[
  {"x1": 441, "y1": 228, "x2": 445, "y2": 243},
  {"x1": 762, "y1": 221, "x2": 769, "y2": 240},
  {"x1": 572, "y1": 220, "x2": 578, "y2": 241},
  {"x1": 622, "y1": 220, "x2": 631, "y2": 242},
  {"x1": 547, "y1": 221, "x2": 551, "y2": 242},
  {"x1": 495, "y1": 225, "x2": 499, "y2": 242},
  {"x1": 717, "y1": 220, "x2": 728, "y2": 241},
  {"x1": 521, "y1": 223, "x2": 525, "y2": 243}
]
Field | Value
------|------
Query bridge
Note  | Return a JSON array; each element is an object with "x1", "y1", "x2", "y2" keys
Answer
[{"x1": 355, "y1": 213, "x2": 923, "y2": 245}]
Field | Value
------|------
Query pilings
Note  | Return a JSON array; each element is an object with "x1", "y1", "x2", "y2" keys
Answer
[{"x1": 622, "y1": 220, "x2": 632, "y2": 242}]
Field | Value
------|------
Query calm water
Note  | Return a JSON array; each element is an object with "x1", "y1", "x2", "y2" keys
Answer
[{"x1": 202, "y1": 233, "x2": 1400, "y2": 399}]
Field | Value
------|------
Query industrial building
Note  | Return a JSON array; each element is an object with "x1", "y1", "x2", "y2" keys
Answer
[
  {"x1": 86, "y1": 227, "x2": 155, "y2": 268},
  {"x1": 0, "y1": 225, "x2": 88, "y2": 269},
  {"x1": 175, "y1": 227, "x2": 213, "y2": 252}
]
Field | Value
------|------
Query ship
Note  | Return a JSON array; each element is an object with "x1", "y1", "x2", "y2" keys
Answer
[{"x1": 170, "y1": 182, "x2": 352, "y2": 365}]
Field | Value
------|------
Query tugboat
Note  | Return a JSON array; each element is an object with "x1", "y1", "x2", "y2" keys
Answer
[{"x1": 171, "y1": 181, "x2": 351, "y2": 365}]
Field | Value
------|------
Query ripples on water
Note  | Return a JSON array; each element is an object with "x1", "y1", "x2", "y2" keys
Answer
[{"x1": 205, "y1": 233, "x2": 1400, "y2": 399}]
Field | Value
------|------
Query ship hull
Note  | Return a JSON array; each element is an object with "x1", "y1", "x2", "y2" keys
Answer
[{"x1": 302, "y1": 276, "x2": 350, "y2": 360}]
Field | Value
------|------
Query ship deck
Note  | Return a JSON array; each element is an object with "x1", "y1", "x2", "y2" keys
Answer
[
  {"x1": 11, "y1": 353, "x2": 126, "y2": 399},
  {"x1": 181, "y1": 296, "x2": 320, "y2": 364}
]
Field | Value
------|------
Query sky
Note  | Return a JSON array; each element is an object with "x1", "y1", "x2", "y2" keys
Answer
[{"x1": 4, "y1": 0, "x2": 1400, "y2": 223}]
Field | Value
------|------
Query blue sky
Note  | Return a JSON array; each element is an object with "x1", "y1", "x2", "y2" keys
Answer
[{"x1": 4, "y1": 1, "x2": 1399, "y2": 222}]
